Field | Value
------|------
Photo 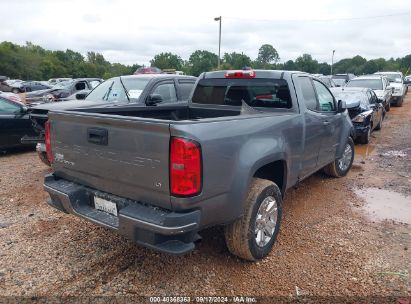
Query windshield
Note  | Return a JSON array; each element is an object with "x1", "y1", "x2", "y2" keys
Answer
[
  {"x1": 85, "y1": 77, "x2": 150, "y2": 102},
  {"x1": 192, "y1": 78, "x2": 292, "y2": 109},
  {"x1": 334, "y1": 91, "x2": 368, "y2": 109},
  {"x1": 346, "y1": 79, "x2": 383, "y2": 90},
  {"x1": 52, "y1": 80, "x2": 74, "y2": 89},
  {"x1": 378, "y1": 73, "x2": 402, "y2": 82}
]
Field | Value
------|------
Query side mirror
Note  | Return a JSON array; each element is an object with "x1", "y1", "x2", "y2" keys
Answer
[
  {"x1": 75, "y1": 92, "x2": 88, "y2": 100},
  {"x1": 337, "y1": 99, "x2": 347, "y2": 113},
  {"x1": 345, "y1": 100, "x2": 360, "y2": 109},
  {"x1": 15, "y1": 105, "x2": 28, "y2": 116},
  {"x1": 146, "y1": 93, "x2": 163, "y2": 106}
]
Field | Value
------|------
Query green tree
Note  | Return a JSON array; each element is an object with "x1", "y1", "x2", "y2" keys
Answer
[
  {"x1": 318, "y1": 62, "x2": 331, "y2": 75},
  {"x1": 257, "y1": 44, "x2": 279, "y2": 65},
  {"x1": 295, "y1": 54, "x2": 319, "y2": 73},
  {"x1": 223, "y1": 52, "x2": 251, "y2": 69},
  {"x1": 187, "y1": 50, "x2": 218, "y2": 76},
  {"x1": 361, "y1": 60, "x2": 379, "y2": 74},
  {"x1": 150, "y1": 52, "x2": 183, "y2": 70},
  {"x1": 283, "y1": 60, "x2": 297, "y2": 71}
]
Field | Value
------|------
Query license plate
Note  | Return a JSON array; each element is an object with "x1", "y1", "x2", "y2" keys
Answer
[{"x1": 94, "y1": 196, "x2": 118, "y2": 216}]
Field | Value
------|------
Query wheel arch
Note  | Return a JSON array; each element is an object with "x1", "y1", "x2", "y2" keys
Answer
[{"x1": 252, "y1": 159, "x2": 288, "y2": 197}]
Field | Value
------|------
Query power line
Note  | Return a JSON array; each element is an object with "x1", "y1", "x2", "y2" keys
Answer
[{"x1": 225, "y1": 11, "x2": 411, "y2": 23}]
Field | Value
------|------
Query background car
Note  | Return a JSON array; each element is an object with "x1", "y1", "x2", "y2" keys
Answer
[
  {"x1": 4, "y1": 79, "x2": 23, "y2": 86},
  {"x1": 331, "y1": 87, "x2": 384, "y2": 144},
  {"x1": 25, "y1": 78, "x2": 103, "y2": 104},
  {"x1": 134, "y1": 67, "x2": 162, "y2": 74},
  {"x1": 48, "y1": 78, "x2": 72, "y2": 86},
  {"x1": 404, "y1": 75, "x2": 411, "y2": 86},
  {"x1": 0, "y1": 91, "x2": 22, "y2": 103},
  {"x1": 14, "y1": 81, "x2": 52, "y2": 93},
  {"x1": 0, "y1": 96, "x2": 36, "y2": 150},
  {"x1": 332, "y1": 73, "x2": 356, "y2": 86},
  {"x1": 345, "y1": 75, "x2": 392, "y2": 112},
  {"x1": 374, "y1": 71, "x2": 406, "y2": 106},
  {"x1": 318, "y1": 76, "x2": 337, "y2": 88},
  {"x1": 0, "y1": 77, "x2": 18, "y2": 93}
]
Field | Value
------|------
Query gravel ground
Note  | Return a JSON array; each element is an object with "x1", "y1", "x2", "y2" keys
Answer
[{"x1": 0, "y1": 92, "x2": 410, "y2": 300}]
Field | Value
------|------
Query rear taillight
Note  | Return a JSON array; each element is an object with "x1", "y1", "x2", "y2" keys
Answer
[
  {"x1": 224, "y1": 70, "x2": 256, "y2": 78},
  {"x1": 45, "y1": 120, "x2": 53, "y2": 164},
  {"x1": 170, "y1": 137, "x2": 202, "y2": 196}
]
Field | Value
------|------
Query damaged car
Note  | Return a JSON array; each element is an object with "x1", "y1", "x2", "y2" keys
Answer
[
  {"x1": 331, "y1": 87, "x2": 384, "y2": 144},
  {"x1": 25, "y1": 78, "x2": 103, "y2": 104}
]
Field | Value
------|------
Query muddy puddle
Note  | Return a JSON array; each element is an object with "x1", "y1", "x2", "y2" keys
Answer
[
  {"x1": 355, "y1": 144, "x2": 376, "y2": 159},
  {"x1": 355, "y1": 187, "x2": 411, "y2": 224}
]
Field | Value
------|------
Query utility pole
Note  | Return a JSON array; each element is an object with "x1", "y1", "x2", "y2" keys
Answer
[
  {"x1": 214, "y1": 16, "x2": 222, "y2": 68},
  {"x1": 331, "y1": 50, "x2": 335, "y2": 75}
]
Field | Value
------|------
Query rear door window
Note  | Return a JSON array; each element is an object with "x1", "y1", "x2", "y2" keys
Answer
[
  {"x1": 177, "y1": 80, "x2": 196, "y2": 101},
  {"x1": 298, "y1": 77, "x2": 318, "y2": 111},
  {"x1": 152, "y1": 82, "x2": 178, "y2": 103},
  {"x1": 313, "y1": 80, "x2": 336, "y2": 112},
  {"x1": 191, "y1": 78, "x2": 292, "y2": 109}
]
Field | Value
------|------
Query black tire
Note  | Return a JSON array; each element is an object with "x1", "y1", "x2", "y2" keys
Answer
[
  {"x1": 396, "y1": 96, "x2": 404, "y2": 107},
  {"x1": 385, "y1": 101, "x2": 391, "y2": 112},
  {"x1": 323, "y1": 137, "x2": 354, "y2": 177},
  {"x1": 224, "y1": 178, "x2": 282, "y2": 261},
  {"x1": 37, "y1": 150, "x2": 51, "y2": 166}
]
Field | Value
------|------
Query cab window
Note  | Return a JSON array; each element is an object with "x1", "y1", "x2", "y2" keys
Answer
[
  {"x1": 298, "y1": 77, "x2": 317, "y2": 111},
  {"x1": 152, "y1": 83, "x2": 178, "y2": 103},
  {"x1": 313, "y1": 80, "x2": 336, "y2": 112}
]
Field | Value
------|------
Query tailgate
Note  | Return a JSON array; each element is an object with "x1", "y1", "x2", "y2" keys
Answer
[{"x1": 49, "y1": 111, "x2": 171, "y2": 209}]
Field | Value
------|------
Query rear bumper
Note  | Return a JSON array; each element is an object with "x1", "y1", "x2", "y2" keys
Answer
[
  {"x1": 390, "y1": 95, "x2": 403, "y2": 104},
  {"x1": 44, "y1": 174, "x2": 201, "y2": 255}
]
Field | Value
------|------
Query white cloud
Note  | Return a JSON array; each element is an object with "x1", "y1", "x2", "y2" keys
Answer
[{"x1": 0, "y1": 0, "x2": 410, "y2": 66}]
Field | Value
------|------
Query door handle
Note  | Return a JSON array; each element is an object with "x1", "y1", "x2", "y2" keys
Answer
[{"x1": 87, "y1": 128, "x2": 108, "y2": 145}]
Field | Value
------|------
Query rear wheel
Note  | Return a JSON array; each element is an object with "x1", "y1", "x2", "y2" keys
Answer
[
  {"x1": 323, "y1": 137, "x2": 354, "y2": 177},
  {"x1": 224, "y1": 178, "x2": 282, "y2": 261}
]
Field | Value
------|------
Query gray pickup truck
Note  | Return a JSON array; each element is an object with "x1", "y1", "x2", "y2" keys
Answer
[{"x1": 43, "y1": 70, "x2": 355, "y2": 261}]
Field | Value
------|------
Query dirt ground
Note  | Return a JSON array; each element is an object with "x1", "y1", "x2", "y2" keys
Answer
[{"x1": 1, "y1": 92, "x2": 410, "y2": 300}]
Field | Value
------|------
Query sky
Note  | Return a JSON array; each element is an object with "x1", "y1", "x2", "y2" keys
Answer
[{"x1": 1, "y1": 0, "x2": 410, "y2": 66}]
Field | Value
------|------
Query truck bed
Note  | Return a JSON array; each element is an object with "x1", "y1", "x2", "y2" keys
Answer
[{"x1": 75, "y1": 104, "x2": 243, "y2": 121}]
